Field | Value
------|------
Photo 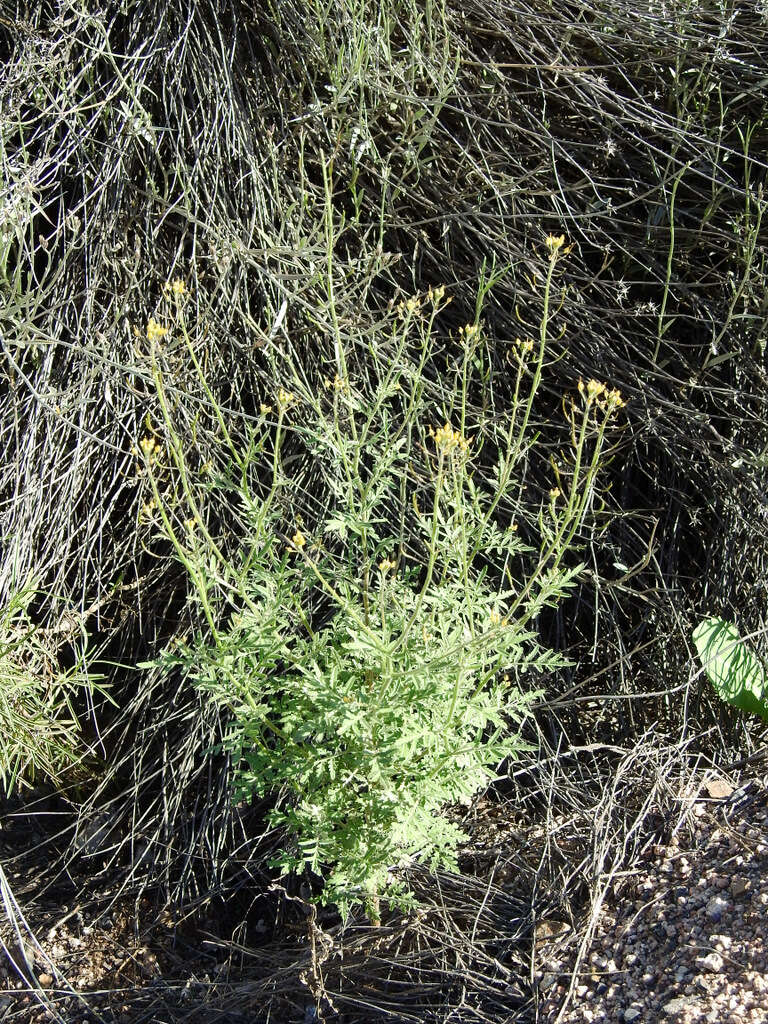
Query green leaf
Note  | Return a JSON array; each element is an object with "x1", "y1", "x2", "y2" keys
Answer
[{"x1": 692, "y1": 617, "x2": 768, "y2": 722}]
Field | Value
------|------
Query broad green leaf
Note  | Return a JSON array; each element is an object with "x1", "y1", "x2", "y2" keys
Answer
[{"x1": 692, "y1": 617, "x2": 768, "y2": 723}]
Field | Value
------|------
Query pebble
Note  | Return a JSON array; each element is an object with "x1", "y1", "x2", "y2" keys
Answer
[
  {"x1": 705, "y1": 895, "x2": 729, "y2": 922},
  {"x1": 697, "y1": 952, "x2": 724, "y2": 972},
  {"x1": 663, "y1": 995, "x2": 691, "y2": 1015}
]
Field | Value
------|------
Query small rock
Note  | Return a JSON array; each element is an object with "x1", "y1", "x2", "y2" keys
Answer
[
  {"x1": 38, "y1": 974, "x2": 53, "y2": 988},
  {"x1": 705, "y1": 896, "x2": 728, "y2": 922},
  {"x1": 704, "y1": 777, "x2": 734, "y2": 800},
  {"x1": 696, "y1": 952, "x2": 724, "y2": 973},
  {"x1": 624, "y1": 1008, "x2": 642, "y2": 1022},
  {"x1": 664, "y1": 995, "x2": 693, "y2": 1015},
  {"x1": 731, "y1": 877, "x2": 750, "y2": 898}
]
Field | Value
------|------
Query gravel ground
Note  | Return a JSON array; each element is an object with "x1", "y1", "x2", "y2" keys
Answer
[{"x1": 537, "y1": 774, "x2": 768, "y2": 1024}]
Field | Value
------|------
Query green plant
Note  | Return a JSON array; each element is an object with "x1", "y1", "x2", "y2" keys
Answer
[
  {"x1": 141, "y1": 232, "x2": 625, "y2": 920},
  {"x1": 692, "y1": 616, "x2": 768, "y2": 723},
  {"x1": 0, "y1": 584, "x2": 100, "y2": 794}
]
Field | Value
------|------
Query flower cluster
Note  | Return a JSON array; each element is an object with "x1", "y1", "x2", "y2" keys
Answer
[
  {"x1": 146, "y1": 318, "x2": 168, "y2": 342},
  {"x1": 544, "y1": 232, "x2": 574, "y2": 262},
  {"x1": 277, "y1": 388, "x2": 297, "y2": 411},
  {"x1": 139, "y1": 497, "x2": 157, "y2": 523},
  {"x1": 132, "y1": 433, "x2": 164, "y2": 476},
  {"x1": 431, "y1": 421, "x2": 470, "y2": 455},
  {"x1": 577, "y1": 378, "x2": 626, "y2": 413},
  {"x1": 162, "y1": 278, "x2": 187, "y2": 297},
  {"x1": 397, "y1": 295, "x2": 421, "y2": 317},
  {"x1": 397, "y1": 286, "x2": 450, "y2": 319},
  {"x1": 515, "y1": 337, "x2": 534, "y2": 360},
  {"x1": 140, "y1": 435, "x2": 159, "y2": 458}
]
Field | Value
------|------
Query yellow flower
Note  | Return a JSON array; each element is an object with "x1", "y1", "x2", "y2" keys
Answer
[
  {"x1": 515, "y1": 337, "x2": 534, "y2": 360},
  {"x1": 398, "y1": 294, "x2": 425, "y2": 317},
  {"x1": 260, "y1": 403, "x2": 273, "y2": 415},
  {"x1": 604, "y1": 387, "x2": 626, "y2": 411},
  {"x1": 545, "y1": 233, "x2": 566, "y2": 254},
  {"x1": 146, "y1": 318, "x2": 168, "y2": 342},
  {"x1": 579, "y1": 378, "x2": 625, "y2": 414},
  {"x1": 140, "y1": 435, "x2": 159, "y2": 458},
  {"x1": 459, "y1": 323, "x2": 480, "y2": 342},
  {"x1": 139, "y1": 499, "x2": 156, "y2": 521},
  {"x1": 290, "y1": 529, "x2": 306, "y2": 549},
  {"x1": 277, "y1": 388, "x2": 296, "y2": 410},
  {"x1": 489, "y1": 610, "x2": 501, "y2": 626},
  {"x1": 432, "y1": 421, "x2": 469, "y2": 454},
  {"x1": 162, "y1": 278, "x2": 187, "y2": 297},
  {"x1": 378, "y1": 558, "x2": 397, "y2": 573},
  {"x1": 549, "y1": 487, "x2": 561, "y2": 501},
  {"x1": 324, "y1": 374, "x2": 347, "y2": 392},
  {"x1": 578, "y1": 378, "x2": 607, "y2": 404},
  {"x1": 136, "y1": 434, "x2": 163, "y2": 471}
]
